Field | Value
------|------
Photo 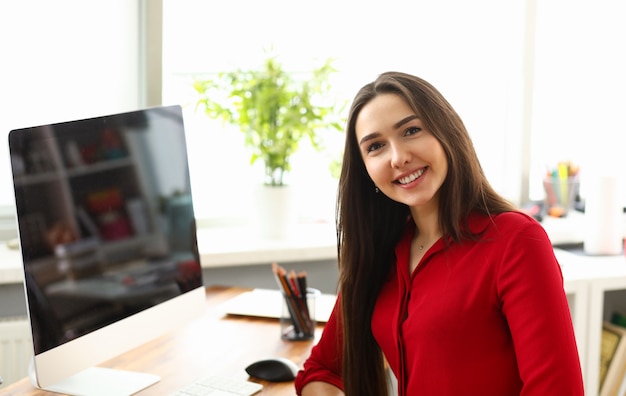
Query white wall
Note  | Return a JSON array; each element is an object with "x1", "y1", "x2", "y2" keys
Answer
[{"x1": 0, "y1": 1, "x2": 141, "y2": 211}]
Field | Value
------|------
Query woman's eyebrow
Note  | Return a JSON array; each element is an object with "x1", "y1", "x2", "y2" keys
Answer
[
  {"x1": 359, "y1": 132, "x2": 380, "y2": 146},
  {"x1": 394, "y1": 115, "x2": 418, "y2": 129},
  {"x1": 358, "y1": 115, "x2": 419, "y2": 146}
]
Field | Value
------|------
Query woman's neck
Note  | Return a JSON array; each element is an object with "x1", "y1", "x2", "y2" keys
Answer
[{"x1": 409, "y1": 202, "x2": 441, "y2": 241}]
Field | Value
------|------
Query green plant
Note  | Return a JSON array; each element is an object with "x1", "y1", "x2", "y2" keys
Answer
[{"x1": 193, "y1": 55, "x2": 343, "y2": 186}]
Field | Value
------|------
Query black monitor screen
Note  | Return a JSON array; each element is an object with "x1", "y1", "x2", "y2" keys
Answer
[{"x1": 9, "y1": 105, "x2": 202, "y2": 354}]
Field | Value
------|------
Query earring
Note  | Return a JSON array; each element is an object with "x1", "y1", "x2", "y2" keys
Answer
[{"x1": 375, "y1": 186, "x2": 379, "y2": 193}]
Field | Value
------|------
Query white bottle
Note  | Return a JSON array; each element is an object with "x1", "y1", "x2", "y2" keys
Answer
[{"x1": 583, "y1": 173, "x2": 624, "y2": 255}]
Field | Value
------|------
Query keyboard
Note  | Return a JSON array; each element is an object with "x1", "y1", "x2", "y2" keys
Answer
[{"x1": 170, "y1": 375, "x2": 263, "y2": 396}]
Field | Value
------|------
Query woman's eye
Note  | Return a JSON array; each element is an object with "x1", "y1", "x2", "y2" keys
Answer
[
  {"x1": 366, "y1": 142, "x2": 383, "y2": 153},
  {"x1": 405, "y1": 126, "x2": 422, "y2": 136}
]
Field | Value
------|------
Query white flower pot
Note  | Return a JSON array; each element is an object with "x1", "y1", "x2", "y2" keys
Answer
[{"x1": 254, "y1": 184, "x2": 297, "y2": 240}]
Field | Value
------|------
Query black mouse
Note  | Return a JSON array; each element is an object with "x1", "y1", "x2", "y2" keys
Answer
[{"x1": 245, "y1": 357, "x2": 299, "y2": 382}]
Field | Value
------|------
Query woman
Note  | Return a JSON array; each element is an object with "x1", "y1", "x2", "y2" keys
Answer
[{"x1": 295, "y1": 72, "x2": 583, "y2": 395}]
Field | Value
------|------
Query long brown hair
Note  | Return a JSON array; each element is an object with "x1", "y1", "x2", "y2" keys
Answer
[{"x1": 336, "y1": 72, "x2": 515, "y2": 395}]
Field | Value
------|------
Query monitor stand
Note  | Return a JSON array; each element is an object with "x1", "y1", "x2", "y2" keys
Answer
[{"x1": 29, "y1": 362, "x2": 160, "y2": 396}]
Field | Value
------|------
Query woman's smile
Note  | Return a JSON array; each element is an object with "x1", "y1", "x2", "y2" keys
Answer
[{"x1": 395, "y1": 166, "x2": 427, "y2": 186}]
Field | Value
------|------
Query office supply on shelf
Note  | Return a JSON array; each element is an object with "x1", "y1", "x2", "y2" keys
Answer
[
  {"x1": 612, "y1": 311, "x2": 626, "y2": 328},
  {"x1": 170, "y1": 375, "x2": 262, "y2": 396},
  {"x1": 543, "y1": 161, "x2": 580, "y2": 218},
  {"x1": 600, "y1": 322, "x2": 626, "y2": 396}
]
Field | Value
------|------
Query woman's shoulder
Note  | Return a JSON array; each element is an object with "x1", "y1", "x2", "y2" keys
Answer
[
  {"x1": 464, "y1": 211, "x2": 553, "y2": 255},
  {"x1": 490, "y1": 211, "x2": 549, "y2": 241},
  {"x1": 493, "y1": 210, "x2": 540, "y2": 226},
  {"x1": 469, "y1": 210, "x2": 545, "y2": 236}
]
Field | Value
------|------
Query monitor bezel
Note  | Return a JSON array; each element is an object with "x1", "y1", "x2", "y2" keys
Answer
[{"x1": 30, "y1": 286, "x2": 206, "y2": 389}]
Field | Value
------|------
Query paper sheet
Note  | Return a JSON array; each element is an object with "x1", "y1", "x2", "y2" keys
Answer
[{"x1": 219, "y1": 288, "x2": 336, "y2": 322}]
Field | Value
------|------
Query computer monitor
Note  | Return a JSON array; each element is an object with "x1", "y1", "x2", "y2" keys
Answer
[{"x1": 8, "y1": 105, "x2": 205, "y2": 395}]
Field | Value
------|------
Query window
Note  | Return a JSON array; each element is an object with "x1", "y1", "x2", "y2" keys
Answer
[
  {"x1": 4, "y1": 1, "x2": 622, "y2": 239},
  {"x1": 162, "y1": 0, "x2": 527, "y2": 224},
  {"x1": 528, "y1": 0, "x2": 626, "y2": 201}
]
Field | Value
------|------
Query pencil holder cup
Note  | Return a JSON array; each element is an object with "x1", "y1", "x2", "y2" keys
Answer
[
  {"x1": 280, "y1": 288, "x2": 320, "y2": 341},
  {"x1": 543, "y1": 176, "x2": 580, "y2": 217}
]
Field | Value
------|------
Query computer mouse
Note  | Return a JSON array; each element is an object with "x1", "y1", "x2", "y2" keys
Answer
[{"x1": 245, "y1": 357, "x2": 300, "y2": 382}]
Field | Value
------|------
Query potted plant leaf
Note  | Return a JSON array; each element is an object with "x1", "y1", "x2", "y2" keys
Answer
[{"x1": 193, "y1": 55, "x2": 343, "y2": 237}]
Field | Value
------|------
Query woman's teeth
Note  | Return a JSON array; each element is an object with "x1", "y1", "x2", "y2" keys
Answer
[{"x1": 398, "y1": 168, "x2": 425, "y2": 185}]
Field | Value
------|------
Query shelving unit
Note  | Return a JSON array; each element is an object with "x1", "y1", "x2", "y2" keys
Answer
[
  {"x1": 556, "y1": 248, "x2": 626, "y2": 396},
  {"x1": 588, "y1": 271, "x2": 626, "y2": 395},
  {"x1": 562, "y1": 275, "x2": 589, "y2": 383}
]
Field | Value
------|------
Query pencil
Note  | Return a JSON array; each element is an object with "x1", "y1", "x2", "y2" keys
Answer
[{"x1": 272, "y1": 263, "x2": 308, "y2": 335}]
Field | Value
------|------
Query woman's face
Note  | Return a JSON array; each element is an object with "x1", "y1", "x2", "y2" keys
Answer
[{"x1": 355, "y1": 93, "x2": 448, "y2": 210}]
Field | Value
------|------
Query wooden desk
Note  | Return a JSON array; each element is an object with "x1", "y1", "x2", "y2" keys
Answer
[{"x1": 1, "y1": 286, "x2": 321, "y2": 395}]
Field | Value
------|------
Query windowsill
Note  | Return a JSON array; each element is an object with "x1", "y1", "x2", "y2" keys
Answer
[{"x1": 196, "y1": 222, "x2": 337, "y2": 267}]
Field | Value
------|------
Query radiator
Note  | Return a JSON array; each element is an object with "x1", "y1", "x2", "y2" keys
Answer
[{"x1": 0, "y1": 317, "x2": 32, "y2": 388}]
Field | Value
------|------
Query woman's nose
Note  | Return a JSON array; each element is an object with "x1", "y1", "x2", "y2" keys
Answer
[{"x1": 390, "y1": 144, "x2": 410, "y2": 168}]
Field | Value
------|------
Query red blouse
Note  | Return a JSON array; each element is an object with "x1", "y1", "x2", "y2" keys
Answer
[{"x1": 295, "y1": 212, "x2": 584, "y2": 395}]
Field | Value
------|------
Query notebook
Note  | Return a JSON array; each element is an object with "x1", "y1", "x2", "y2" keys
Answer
[{"x1": 219, "y1": 288, "x2": 336, "y2": 323}]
